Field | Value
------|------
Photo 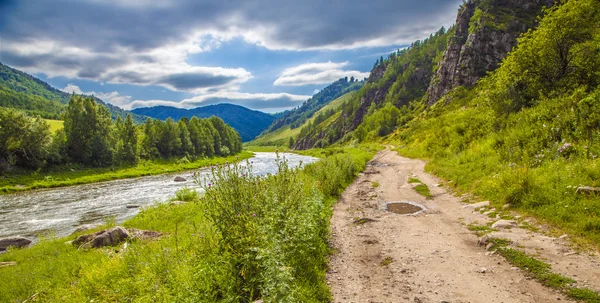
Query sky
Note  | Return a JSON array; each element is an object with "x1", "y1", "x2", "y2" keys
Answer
[{"x1": 0, "y1": 0, "x2": 462, "y2": 113}]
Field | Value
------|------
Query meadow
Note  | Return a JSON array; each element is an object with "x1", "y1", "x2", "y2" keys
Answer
[{"x1": 0, "y1": 147, "x2": 376, "y2": 302}]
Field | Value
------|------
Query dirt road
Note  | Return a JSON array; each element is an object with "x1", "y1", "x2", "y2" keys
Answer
[{"x1": 327, "y1": 149, "x2": 600, "y2": 303}]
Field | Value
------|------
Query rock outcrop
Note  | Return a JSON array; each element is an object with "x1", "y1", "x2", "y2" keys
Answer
[
  {"x1": 72, "y1": 226, "x2": 162, "y2": 249},
  {"x1": 0, "y1": 237, "x2": 32, "y2": 251},
  {"x1": 427, "y1": 0, "x2": 554, "y2": 105}
]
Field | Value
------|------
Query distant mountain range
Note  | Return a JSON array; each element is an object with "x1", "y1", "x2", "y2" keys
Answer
[
  {"x1": 132, "y1": 104, "x2": 276, "y2": 142},
  {"x1": 0, "y1": 62, "x2": 150, "y2": 123}
]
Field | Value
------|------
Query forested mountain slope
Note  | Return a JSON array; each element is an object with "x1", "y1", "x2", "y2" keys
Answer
[
  {"x1": 250, "y1": 91, "x2": 358, "y2": 146},
  {"x1": 263, "y1": 77, "x2": 364, "y2": 134},
  {"x1": 132, "y1": 103, "x2": 275, "y2": 142},
  {"x1": 292, "y1": 0, "x2": 555, "y2": 149},
  {"x1": 0, "y1": 63, "x2": 149, "y2": 122}
]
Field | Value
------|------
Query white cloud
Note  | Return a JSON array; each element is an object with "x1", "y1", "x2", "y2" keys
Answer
[
  {"x1": 61, "y1": 84, "x2": 132, "y2": 108},
  {"x1": 274, "y1": 61, "x2": 370, "y2": 86}
]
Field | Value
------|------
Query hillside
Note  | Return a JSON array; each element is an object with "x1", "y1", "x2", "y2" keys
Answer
[
  {"x1": 0, "y1": 63, "x2": 149, "y2": 123},
  {"x1": 293, "y1": 0, "x2": 554, "y2": 149},
  {"x1": 131, "y1": 103, "x2": 275, "y2": 142},
  {"x1": 263, "y1": 77, "x2": 364, "y2": 135},
  {"x1": 292, "y1": 0, "x2": 600, "y2": 246},
  {"x1": 250, "y1": 91, "x2": 357, "y2": 146}
]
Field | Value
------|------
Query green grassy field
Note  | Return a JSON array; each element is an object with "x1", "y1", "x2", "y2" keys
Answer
[
  {"x1": 0, "y1": 147, "x2": 376, "y2": 302},
  {"x1": 0, "y1": 151, "x2": 254, "y2": 194},
  {"x1": 43, "y1": 119, "x2": 64, "y2": 133}
]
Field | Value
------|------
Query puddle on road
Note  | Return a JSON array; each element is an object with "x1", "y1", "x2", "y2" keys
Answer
[{"x1": 386, "y1": 202, "x2": 425, "y2": 215}]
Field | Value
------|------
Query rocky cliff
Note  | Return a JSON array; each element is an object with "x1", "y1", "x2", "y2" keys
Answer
[{"x1": 427, "y1": 0, "x2": 554, "y2": 105}]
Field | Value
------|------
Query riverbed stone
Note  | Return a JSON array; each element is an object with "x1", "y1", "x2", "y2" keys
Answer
[
  {"x1": 0, "y1": 237, "x2": 32, "y2": 251},
  {"x1": 174, "y1": 176, "x2": 187, "y2": 182},
  {"x1": 126, "y1": 204, "x2": 140, "y2": 209},
  {"x1": 491, "y1": 220, "x2": 517, "y2": 229}
]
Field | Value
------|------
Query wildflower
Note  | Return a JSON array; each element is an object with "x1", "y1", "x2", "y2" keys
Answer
[{"x1": 252, "y1": 213, "x2": 256, "y2": 217}]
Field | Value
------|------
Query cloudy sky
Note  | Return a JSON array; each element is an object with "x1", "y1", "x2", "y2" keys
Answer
[{"x1": 0, "y1": 0, "x2": 461, "y2": 112}]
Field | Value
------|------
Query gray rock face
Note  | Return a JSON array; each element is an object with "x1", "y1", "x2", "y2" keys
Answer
[
  {"x1": 427, "y1": 0, "x2": 554, "y2": 105},
  {"x1": 0, "y1": 237, "x2": 32, "y2": 251}
]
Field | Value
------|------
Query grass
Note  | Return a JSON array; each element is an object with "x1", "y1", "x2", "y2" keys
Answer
[
  {"x1": 0, "y1": 146, "x2": 376, "y2": 302},
  {"x1": 371, "y1": 181, "x2": 380, "y2": 188},
  {"x1": 414, "y1": 184, "x2": 432, "y2": 198},
  {"x1": 380, "y1": 257, "x2": 394, "y2": 266},
  {"x1": 486, "y1": 238, "x2": 600, "y2": 302},
  {"x1": 0, "y1": 151, "x2": 254, "y2": 194},
  {"x1": 43, "y1": 119, "x2": 64, "y2": 133}
]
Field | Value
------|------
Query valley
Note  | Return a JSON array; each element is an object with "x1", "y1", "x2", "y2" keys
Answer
[{"x1": 1, "y1": 0, "x2": 600, "y2": 301}]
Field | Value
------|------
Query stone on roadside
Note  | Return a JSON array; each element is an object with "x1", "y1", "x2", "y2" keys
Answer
[
  {"x1": 486, "y1": 242, "x2": 494, "y2": 251},
  {"x1": 0, "y1": 237, "x2": 32, "y2": 251},
  {"x1": 463, "y1": 201, "x2": 490, "y2": 210},
  {"x1": 174, "y1": 176, "x2": 187, "y2": 182},
  {"x1": 502, "y1": 204, "x2": 511, "y2": 210},
  {"x1": 491, "y1": 220, "x2": 517, "y2": 229},
  {"x1": 478, "y1": 235, "x2": 490, "y2": 246}
]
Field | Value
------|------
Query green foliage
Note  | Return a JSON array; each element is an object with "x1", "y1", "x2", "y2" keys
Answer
[
  {"x1": 482, "y1": 0, "x2": 600, "y2": 114},
  {"x1": 63, "y1": 95, "x2": 115, "y2": 166},
  {"x1": 294, "y1": 26, "x2": 450, "y2": 149},
  {"x1": 0, "y1": 147, "x2": 374, "y2": 302},
  {"x1": 394, "y1": 0, "x2": 600, "y2": 245},
  {"x1": 0, "y1": 108, "x2": 51, "y2": 170},
  {"x1": 174, "y1": 187, "x2": 200, "y2": 202}
]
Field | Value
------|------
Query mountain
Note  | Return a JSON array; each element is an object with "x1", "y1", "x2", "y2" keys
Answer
[
  {"x1": 263, "y1": 77, "x2": 364, "y2": 134},
  {"x1": 131, "y1": 103, "x2": 276, "y2": 142},
  {"x1": 427, "y1": 0, "x2": 554, "y2": 104},
  {"x1": 293, "y1": 0, "x2": 554, "y2": 150},
  {"x1": 0, "y1": 62, "x2": 149, "y2": 123},
  {"x1": 250, "y1": 91, "x2": 358, "y2": 146}
]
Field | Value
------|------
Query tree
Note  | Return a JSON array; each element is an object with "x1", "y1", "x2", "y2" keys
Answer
[
  {"x1": 120, "y1": 115, "x2": 139, "y2": 164},
  {"x1": 0, "y1": 108, "x2": 51, "y2": 170}
]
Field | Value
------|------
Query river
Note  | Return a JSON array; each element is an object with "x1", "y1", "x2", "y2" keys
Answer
[{"x1": 0, "y1": 152, "x2": 316, "y2": 239}]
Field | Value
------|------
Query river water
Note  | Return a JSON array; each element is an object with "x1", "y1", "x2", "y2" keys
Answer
[{"x1": 0, "y1": 152, "x2": 316, "y2": 239}]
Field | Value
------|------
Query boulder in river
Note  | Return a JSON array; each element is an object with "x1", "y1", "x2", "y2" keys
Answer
[
  {"x1": 0, "y1": 237, "x2": 32, "y2": 251},
  {"x1": 174, "y1": 176, "x2": 187, "y2": 182},
  {"x1": 126, "y1": 204, "x2": 140, "y2": 209}
]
